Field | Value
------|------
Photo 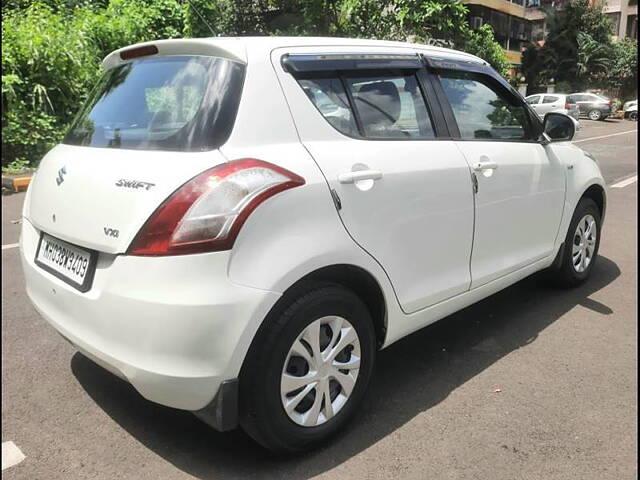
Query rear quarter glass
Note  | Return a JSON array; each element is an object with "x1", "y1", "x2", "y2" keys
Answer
[{"x1": 63, "y1": 56, "x2": 245, "y2": 152}]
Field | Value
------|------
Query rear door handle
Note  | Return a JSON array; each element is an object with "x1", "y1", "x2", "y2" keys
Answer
[
  {"x1": 338, "y1": 170, "x2": 383, "y2": 184},
  {"x1": 473, "y1": 161, "x2": 498, "y2": 171}
]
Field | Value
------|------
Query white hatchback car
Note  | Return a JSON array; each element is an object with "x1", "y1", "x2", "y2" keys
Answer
[
  {"x1": 525, "y1": 93, "x2": 581, "y2": 121},
  {"x1": 20, "y1": 37, "x2": 606, "y2": 453}
]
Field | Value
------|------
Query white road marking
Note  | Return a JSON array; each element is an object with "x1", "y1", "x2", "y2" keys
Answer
[
  {"x1": 574, "y1": 130, "x2": 637, "y2": 143},
  {"x1": 2, "y1": 442, "x2": 25, "y2": 470},
  {"x1": 610, "y1": 175, "x2": 638, "y2": 188},
  {"x1": 1, "y1": 243, "x2": 19, "y2": 250}
]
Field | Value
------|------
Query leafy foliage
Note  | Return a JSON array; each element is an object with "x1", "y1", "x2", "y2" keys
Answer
[
  {"x1": 2, "y1": 0, "x2": 509, "y2": 170},
  {"x1": 607, "y1": 37, "x2": 638, "y2": 98},
  {"x1": 1, "y1": 0, "x2": 184, "y2": 169},
  {"x1": 520, "y1": 0, "x2": 637, "y2": 99}
]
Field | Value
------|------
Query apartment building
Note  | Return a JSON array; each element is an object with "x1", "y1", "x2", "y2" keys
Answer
[
  {"x1": 604, "y1": 0, "x2": 638, "y2": 40},
  {"x1": 463, "y1": 0, "x2": 638, "y2": 67}
]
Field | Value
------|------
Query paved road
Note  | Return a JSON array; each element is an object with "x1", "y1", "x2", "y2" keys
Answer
[{"x1": 2, "y1": 119, "x2": 637, "y2": 479}]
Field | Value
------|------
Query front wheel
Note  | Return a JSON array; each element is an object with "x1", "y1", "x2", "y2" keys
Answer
[
  {"x1": 548, "y1": 197, "x2": 601, "y2": 287},
  {"x1": 588, "y1": 109, "x2": 603, "y2": 121},
  {"x1": 239, "y1": 284, "x2": 376, "y2": 454},
  {"x1": 629, "y1": 111, "x2": 638, "y2": 121}
]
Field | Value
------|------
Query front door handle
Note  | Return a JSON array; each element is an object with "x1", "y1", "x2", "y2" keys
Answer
[
  {"x1": 473, "y1": 160, "x2": 498, "y2": 172},
  {"x1": 338, "y1": 169, "x2": 383, "y2": 184}
]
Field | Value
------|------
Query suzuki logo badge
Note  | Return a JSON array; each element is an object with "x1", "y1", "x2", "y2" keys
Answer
[{"x1": 56, "y1": 166, "x2": 67, "y2": 186}]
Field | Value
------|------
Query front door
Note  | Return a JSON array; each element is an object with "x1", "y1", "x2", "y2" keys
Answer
[{"x1": 436, "y1": 69, "x2": 566, "y2": 288}]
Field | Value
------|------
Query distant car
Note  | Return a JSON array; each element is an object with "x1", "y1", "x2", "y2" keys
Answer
[
  {"x1": 623, "y1": 100, "x2": 638, "y2": 121},
  {"x1": 525, "y1": 93, "x2": 580, "y2": 121},
  {"x1": 567, "y1": 93, "x2": 613, "y2": 121}
]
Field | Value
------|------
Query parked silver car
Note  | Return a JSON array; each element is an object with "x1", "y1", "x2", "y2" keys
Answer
[{"x1": 526, "y1": 93, "x2": 580, "y2": 121}]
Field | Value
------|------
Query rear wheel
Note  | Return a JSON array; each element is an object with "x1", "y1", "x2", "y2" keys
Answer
[
  {"x1": 629, "y1": 111, "x2": 638, "y2": 121},
  {"x1": 239, "y1": 284, "x2": 376, "y2": 454},
  {"x1": 588, "y1": 109, "x2": 603, "y2": 121},
  {"x1": 548, "y1": 197, "x2": 601, "y2": 287}
]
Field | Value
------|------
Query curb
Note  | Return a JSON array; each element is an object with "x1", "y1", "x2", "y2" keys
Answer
[{"x1": 1, "y1": 175, "x2": 32, "y2": 194}]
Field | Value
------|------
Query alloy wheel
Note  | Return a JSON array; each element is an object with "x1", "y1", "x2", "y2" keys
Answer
[
  {"x1": 572, "y1": 214, "x2": 597, "y2": 273},
  {"x1": 280, "y1": 316, "x2": 361, "y2": 427},
  {"x1": 588, "y1": 110, "x2": 601, "y2": 121}
]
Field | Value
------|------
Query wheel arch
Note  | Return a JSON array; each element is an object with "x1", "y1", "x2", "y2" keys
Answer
[
  {"x1": 581, "y1": 182, "x2": 606, "y2": 223},
  {"x1": 293, "y1": 264, "x2": 387, "y2": 348},
  {"x1": 248, "y1": 264, "x2": 388, "y2": 353}
]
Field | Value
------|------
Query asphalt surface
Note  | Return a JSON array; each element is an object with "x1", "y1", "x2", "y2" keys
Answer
[{"x1": 2, "y1": 118, "x2": 637, "y2": 479}]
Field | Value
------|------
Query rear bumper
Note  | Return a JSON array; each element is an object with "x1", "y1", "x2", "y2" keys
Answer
[{"x1": 20, "y1": 218, "x2": 280, "y2": 413}]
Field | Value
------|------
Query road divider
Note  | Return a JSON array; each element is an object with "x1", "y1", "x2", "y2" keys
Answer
[
  {"x1": 611, "y1": 175, "x2": 638, "y2": 189},
  {"x1": 2, "y1": 441, "x2": 25, "y2": 471},
  {"x1": 574, "y1": 130, "x2": 637, "y2": 143}
]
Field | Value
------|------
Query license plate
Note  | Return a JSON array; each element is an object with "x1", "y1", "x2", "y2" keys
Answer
[{"x1": 35, "y1": 233, "x2": 97, "y2": 292}]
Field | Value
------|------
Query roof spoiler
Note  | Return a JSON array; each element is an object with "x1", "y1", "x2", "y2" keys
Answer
[{"x1": 102, "y1": 38, "x2": 247, "y2": 70}]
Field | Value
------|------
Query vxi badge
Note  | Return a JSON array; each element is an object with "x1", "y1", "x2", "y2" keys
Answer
[{"x1": 104, "y1": 227, "x2": 119, "y2": 238}]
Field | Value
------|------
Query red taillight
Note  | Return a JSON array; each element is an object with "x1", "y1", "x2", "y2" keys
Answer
[{"x1": 128, "y1": 159, "x2": 305, "y2": 256}]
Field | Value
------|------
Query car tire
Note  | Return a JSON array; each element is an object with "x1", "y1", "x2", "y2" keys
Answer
[
  {"x1": 630, "y1": 111, "x2": 638, "y2": 121},
  {"x1": 588, "y1": 109, "x2": 603, "y2": 121},
  {"x1": 548, "y1": 197, "x2": 601, "y2": 288},
  {"x1": 239, "y1": 283, "x2": 376, "y2": 454}
]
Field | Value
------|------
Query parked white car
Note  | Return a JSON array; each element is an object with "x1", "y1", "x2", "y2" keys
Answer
[
  {"x1": 623, "y1": 99, "x2": 637, "y2": 121},
  {"x1": 20, "y1": 37, "x2": 606, "y2": 453},
  {"x1": 525, "y1": 93, "x2": 581, "y2": 122}
]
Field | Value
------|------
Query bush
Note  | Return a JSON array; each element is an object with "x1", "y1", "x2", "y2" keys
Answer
[
  {"x1": 2, "y1": 4, "x2": 98, "y2": 168},
  {"x1": 1, "y1": 0, "x2": 184, "y2": 170}
]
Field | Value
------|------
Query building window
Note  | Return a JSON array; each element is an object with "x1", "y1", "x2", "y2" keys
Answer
[
  {"x1": 532, "y1": 20, "x2": 546, "y2": 41},
  {"x1": 627, "y1": 15, "x2": 638, "y2": 39},
  {"x1": 607, "y1": 12, "x2": 621, "y2": 35}
]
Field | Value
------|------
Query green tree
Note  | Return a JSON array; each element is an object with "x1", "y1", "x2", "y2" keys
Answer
[
  {"x1": 607, "y1": 37, "x2": 638, "y2": 100},
  {"x1": 521, "y1": 0, "x2": 614, "y2": 92},
  {"x1": 184, "y1": 0, "x2": 267, "y2": 37},
  {"x1": 264, "y1": 0, "x2": 509, "y2": 74}
]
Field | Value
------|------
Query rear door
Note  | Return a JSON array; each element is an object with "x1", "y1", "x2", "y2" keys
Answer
[
  {"x1": 571, "y1": 94, "x2": 591, "y2": 116},
  {"x1": 539, "y1": 94, "x2": 562, "y2": 116},
  {"x1": 433, "y1": 67, "x2": 565, "y2": 288},
  {"x1": 273, "y1": 49, "x2": 475, "y2": 313}
]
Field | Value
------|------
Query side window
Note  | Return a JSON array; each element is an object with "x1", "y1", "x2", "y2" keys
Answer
[
  {"x1": 298, "y1": 78, "x2": 358, "y2": 136},
  {"x1": 438, "y1": 71, "x2": 532, "y2": 141},
  {"x1": 344, "y1": 75, "x2": 435, "y2": 139},
  {"x1": 526, "y1": 95, "x2": 541, "y2": 105},
  {"x1": 542, "y1": 95, "x2": 559, "y2": 104}
]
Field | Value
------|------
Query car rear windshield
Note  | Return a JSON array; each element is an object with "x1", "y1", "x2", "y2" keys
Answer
[{"x1": 63, "y1": 56, "x2": 245, "y2": 152}]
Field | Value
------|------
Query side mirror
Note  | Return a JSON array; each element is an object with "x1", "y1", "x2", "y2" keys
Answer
[{"x1": 542, "y1": 112, "x2": 576, "y2": 142}]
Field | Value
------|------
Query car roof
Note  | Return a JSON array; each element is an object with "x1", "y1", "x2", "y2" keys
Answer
[
  {"x1": 102, "y1": 36, "x2": 487, "y2": 70},
  {"x1": 526, "y1": 93, "x2": 567, "y2": 97},
  {"x1": 572, "y1": 92, "x2": 607, "y2": 98}
]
